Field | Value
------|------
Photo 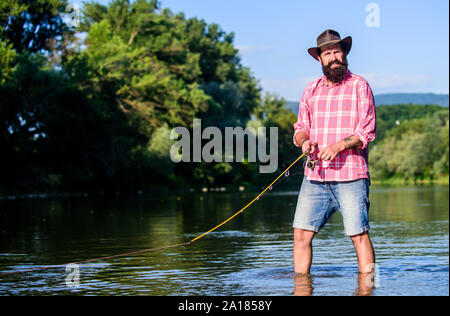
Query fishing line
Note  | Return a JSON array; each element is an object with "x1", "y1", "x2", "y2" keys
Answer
[
  {"x1": 0, "y1": 153, "x2": 306, "y2": 276},
  {"x1": 190, "y1": 152, "x2": 306, "y2": 243}
]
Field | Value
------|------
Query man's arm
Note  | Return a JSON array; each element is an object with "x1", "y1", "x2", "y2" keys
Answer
[
  {"x1": 294, "y1": 131, "x2": 309, "y2": 149},
  {"x1": 317, "y1": 135, "x2": 363, "y2": 161},
  {"x1": 340, "y1": 135, "x2": 363, "y2": 151},
  {"x1": 293, "y1": 85, "x2": 312, "y2": 149}
]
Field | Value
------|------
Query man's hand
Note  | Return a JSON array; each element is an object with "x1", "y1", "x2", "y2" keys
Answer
[
  {"x1": 317, "y1": 142, "x2": 343, "y2": 161},
  {"x1": 317, "y1": 136, "x2": 363, "y2": 161},
  {"x1": 302, "y1": 140, "x2": 317, "y2": 156}
]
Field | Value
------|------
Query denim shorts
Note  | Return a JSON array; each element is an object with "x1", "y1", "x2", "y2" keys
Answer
[{"x1": 293, "y1": 177, "x2": 370, "y2": 236}]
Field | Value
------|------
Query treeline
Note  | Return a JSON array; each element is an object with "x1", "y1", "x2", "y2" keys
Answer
[
  {"x1": 0, "y1": 0, "x2": 299, "y2": 195},
  {"x1": 0, "y1": 1, "x2": 448, "y2": 196},
  {"x1": 370, "y1": 104, "x2": 449, "y2": 182}
]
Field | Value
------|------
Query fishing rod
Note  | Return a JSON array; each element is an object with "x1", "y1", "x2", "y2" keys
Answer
[{"x1": 0, "y1": 152, "x2": 307, "y2": 276}]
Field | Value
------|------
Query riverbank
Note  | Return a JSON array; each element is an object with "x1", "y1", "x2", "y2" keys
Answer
[{"x1": 371, "y1": 175, "x2": 449, "y2": 185}]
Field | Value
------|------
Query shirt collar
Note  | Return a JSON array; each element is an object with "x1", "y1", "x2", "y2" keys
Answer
[{"x1": 319, "y1": 69, "x2": 352, "y2": 87}]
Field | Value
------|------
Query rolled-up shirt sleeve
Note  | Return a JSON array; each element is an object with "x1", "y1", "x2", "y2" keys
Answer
[
  {"x1": 354, "y1": 81, "x2": 376, "y2": 149},
  {"x1": 293, "y1": 88, "x2": 311, "y2": 147}
]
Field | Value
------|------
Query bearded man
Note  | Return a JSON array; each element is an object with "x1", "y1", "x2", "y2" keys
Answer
[{"x1": 292, "y1": 29, "x2": 377, "y2": 275}]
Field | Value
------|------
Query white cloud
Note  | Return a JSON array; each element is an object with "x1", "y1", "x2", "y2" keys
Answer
[
  {"x1": 360, "y1": 72, "x2": 434, "y2": 94},
  {"x1": 236, "y1": 45, "x2": 275, "y2": 54},
  {"x1": 236, "y1": 45, "x2": 257, "y2": 53},
  {"x1": 260, "y1": 76, "x2": 317, "y2": 101}
]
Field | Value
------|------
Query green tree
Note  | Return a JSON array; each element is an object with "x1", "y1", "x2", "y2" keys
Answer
[
  {"x1": 1, "y1": 0, "x2": 265, "y2": 193},
  {"x1": 0, "y1": 0, "x2": 73, "y2": 54},
  {"x1": 369, "y1": 107, "x2": 449, "y2": 182},
  {"x1": 374, "y1": 103, "x2": 443, "y2": 144}
]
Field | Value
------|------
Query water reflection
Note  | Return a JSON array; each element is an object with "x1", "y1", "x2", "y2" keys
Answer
[
  {"x1": 354, "y1": 272, "x2": 375, "y2": 296},
  {"x1": 293, "y1": 273, "x2": 313, "y2": 296},
  {"x1": 293, "y1": 271, "x2": 377, "y2": 296}
]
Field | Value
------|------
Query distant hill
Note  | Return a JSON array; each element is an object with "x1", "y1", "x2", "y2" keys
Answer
[
  {"x1": 374, "y1": 93, "x2": 448, "y2": 107},
  {"x1": 286, "y1": 93, "x2": 449, "y2": 114}
]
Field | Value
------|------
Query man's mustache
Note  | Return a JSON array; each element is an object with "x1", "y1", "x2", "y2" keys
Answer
[{"x1": 326, "y1": 59, "x2": 347, "y2": 68}]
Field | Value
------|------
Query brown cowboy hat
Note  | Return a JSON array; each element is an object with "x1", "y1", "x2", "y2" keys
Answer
[{"x1": 308, "y1": 29, "x2": 352, "y2": 61}]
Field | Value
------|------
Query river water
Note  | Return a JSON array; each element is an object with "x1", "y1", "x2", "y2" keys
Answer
[{"x1": 0, "y1": 184, "x2": 448, "y2": 296}]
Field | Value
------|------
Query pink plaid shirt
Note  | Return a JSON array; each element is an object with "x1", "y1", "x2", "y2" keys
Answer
[{"x1": 293, "y1": 70, "x2": 376, "y2": 182}]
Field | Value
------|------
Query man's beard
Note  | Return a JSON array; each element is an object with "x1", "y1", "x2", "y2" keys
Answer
[{"x1": 322, "y1": 57, "x2": 348, "y2": 84}]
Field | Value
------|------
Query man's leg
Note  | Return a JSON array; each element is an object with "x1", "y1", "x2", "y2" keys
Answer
[
  {"x1": 293, "y1": 179, "x2": 333, "y2": 274},
  {"x1": 331, "y1": 179, "x2": 374, "y2": 273},
  {"x1": 350, "y1": 231, "x2": 375, "y2": 273},
  {"x1": 293, "y1": 228, "x2": 315, "y2": 274}
]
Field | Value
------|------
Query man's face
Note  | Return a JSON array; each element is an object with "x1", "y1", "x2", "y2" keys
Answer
[
  {"x1": 318, "y1": 44, "x2": 345, "y2": 67},
  {"x1": 318, "y1": 44, "x2": 348, "y2": 84}
]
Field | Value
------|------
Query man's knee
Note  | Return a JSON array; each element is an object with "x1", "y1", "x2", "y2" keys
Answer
[
  {"x1": 349, "y1": 231, "x2": 370, "y2": 244},
  {"x1": 294, "y1": 228, "x2": 315, "y2": 247}
]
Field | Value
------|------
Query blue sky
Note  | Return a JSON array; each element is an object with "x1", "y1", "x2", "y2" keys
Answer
[{"x1": 75, "y1": 0, "x2": 449, "y2": 101}]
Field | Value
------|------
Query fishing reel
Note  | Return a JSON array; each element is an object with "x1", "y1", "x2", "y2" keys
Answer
[
  {"x1": 304, "y1": 159, "x2": 319, "y2": 170},
  {"x1": 306, "y1": 159, "x2": 319, "y2": 170}
]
